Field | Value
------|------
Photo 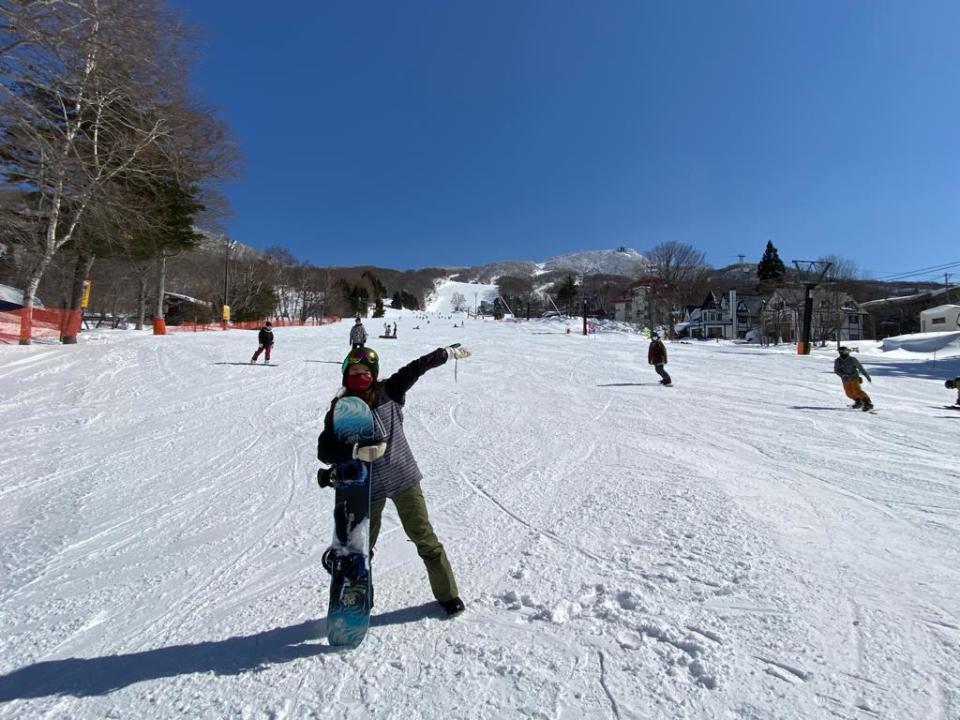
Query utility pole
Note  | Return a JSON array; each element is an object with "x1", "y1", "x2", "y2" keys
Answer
[
  {"x1": 222, "y1": 237, "x2": 235, "y2": 328},
  {"x1": 792, "y1": 260, "x2": 833, "y2": 355},
  {"x1": 946, "y1": 272, "x2": 953, "y2": 303},
  {"x1": 223, "y1": 242, "x2": 230, "y2": 307}
]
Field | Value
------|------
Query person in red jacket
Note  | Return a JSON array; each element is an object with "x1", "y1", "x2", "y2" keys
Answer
[{"x1": 648, "y1": 332, "x2": 672, "y2": 386}]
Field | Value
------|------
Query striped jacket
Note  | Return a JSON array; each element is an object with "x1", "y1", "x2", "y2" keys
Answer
[
  {"x1": 318, "y1": 347, "x2": 450, "y2": 502},
  {"x1": 349, "y1": 324, "x2": 367, "y2": 345}
]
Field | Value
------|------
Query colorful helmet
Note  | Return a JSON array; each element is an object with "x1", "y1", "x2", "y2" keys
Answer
[{"x1": 342, "y1": 346, "x2": 379, "y2": 381}]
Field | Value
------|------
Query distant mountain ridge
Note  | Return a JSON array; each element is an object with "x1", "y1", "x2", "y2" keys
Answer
[
  {"x1": 456, "y1": 248, "x2": 649, "y2": 283},
  {"x1": 542, "y1": 247, "x2": 649, "y2": 276}
]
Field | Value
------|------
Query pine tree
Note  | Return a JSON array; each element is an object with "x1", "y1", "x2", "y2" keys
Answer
[
  {"x1": 555, "y1": 275, "x2": 579, "y2": 314},
  {"x1": 757, "y1": 241, "x2": 786, "y2": 286}
]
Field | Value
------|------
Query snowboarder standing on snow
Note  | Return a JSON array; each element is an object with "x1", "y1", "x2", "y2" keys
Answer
[
  {"x1": 350, "y1": 316, "x2": 367, "y2": 349},
  {"x1": 945, "y1": 376, "x2": 960, "y2": 406},
  {"x1": 834, "y1": 346, "x2": 873, "y2": 411},
  {"x1": 317, "y1": 343, "x2": 473, "y2": 617},
  {"x1": 648, "y1": 332, "x2": 672, "y2": 386},
  {"x1": 250, "y1": 321, "x2": 274, "y2": 364}
]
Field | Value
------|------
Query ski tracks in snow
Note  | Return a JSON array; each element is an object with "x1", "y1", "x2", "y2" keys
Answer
[{"x1": 2, "y1": 323, "x2": 959, "y2": 719}]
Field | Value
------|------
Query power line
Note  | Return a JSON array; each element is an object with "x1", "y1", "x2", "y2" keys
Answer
[{"x1": 875, "y1": 260, "x2": 960, "y2": 281}]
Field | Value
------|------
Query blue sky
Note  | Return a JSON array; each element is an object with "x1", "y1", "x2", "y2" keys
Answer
[{"x1": 173, "y1": 1, "x2": 959, "y2": 280}]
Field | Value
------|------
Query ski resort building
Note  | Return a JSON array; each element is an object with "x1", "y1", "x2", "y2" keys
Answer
[
  {"x1": 675, "y1": 289, "x2": 865, "y2": 343},
  {"x1": 612, "y1": 285, "x2": 652, "y2": 327},
  {"x1": 860, "y1": 286, "x2": 957, "y2": 338},
  {"x1": 919, "y1": 304, "x2": 960, "y2": 333}
]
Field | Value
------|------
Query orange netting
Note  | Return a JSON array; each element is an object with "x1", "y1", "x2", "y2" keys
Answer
[
  {"x1": 0, "y1": 311, "x2": 338, "y2": 342},
  {"x1": 0, "y1": 308, "x2": 82, "y2": 344},
  {"x1": 161, "y1": 317, "x2": 340, "y2": 333}
]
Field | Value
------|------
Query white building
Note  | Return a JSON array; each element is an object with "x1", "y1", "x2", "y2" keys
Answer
[
  {"x1": 919, "y1": 304, "x2": 960, "y2": 333},
  {"x1": 612, "y1": 285, "x2": 651, "y2": 327}
]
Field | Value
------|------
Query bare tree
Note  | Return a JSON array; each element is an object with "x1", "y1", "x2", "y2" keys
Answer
[
  {"x1": 645, "y1": 241, "x2": 710, "y2": 333},
  {"x1": 449, "y1": 291, "x2": 466, "y2": 313},
  {"x1": 818, "y1": 254, "x2": 859, "y2": 282},
  {"x1": 0, "y1": 0, "x2": 203, "y2": 342}
]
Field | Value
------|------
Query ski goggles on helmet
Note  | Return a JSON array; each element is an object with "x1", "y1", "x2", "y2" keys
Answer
[{"x1": 342, "y1": 347, "x2": 378, "y2": 374}]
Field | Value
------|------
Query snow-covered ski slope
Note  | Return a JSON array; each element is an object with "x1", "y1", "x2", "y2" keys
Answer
[
  {"x1": 424, "y1": 280, "x2": 499, "y2": 314},
  {"x1": 1, "y1": 313, "x2": 958, "y2": 720}
]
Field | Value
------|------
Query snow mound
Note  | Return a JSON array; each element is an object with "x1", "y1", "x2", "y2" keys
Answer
[{"x1": 880, "y1": 331, "x2": 960, "y2": 354}]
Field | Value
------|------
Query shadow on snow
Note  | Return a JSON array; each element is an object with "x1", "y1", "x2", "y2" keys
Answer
[
  {"x1": 596, "y1": 382, "x2": 659, "y2": 387},
  {"x1": 860, "y1": 356, "x2": 960, "y2": 382},
  {"x1": 0, "y1": 603, "x2": 438, "y2": 700},
  {"x1": 790, "y1": 406, "x2": 850, "y2": 412}
]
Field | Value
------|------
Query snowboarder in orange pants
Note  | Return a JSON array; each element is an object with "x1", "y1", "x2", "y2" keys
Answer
[{"x1": 834, "y1": 346, "x2": 873, "y2": 411}]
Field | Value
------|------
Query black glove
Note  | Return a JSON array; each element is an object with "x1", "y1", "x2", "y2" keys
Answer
[{"x1": 317, "y1": 466, "x2": 336, "y2": 488}]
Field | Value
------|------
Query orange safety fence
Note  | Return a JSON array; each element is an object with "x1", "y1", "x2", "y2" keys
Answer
[
  {"x1": 0, "y1": 307, "x2": 82, "y2": 344},
  {"x1": 160, "y1": 316, "x2": 340, "y2": 333},
  {"x1": 0, "y1": 311, "x2": 338, "y2": 343}
]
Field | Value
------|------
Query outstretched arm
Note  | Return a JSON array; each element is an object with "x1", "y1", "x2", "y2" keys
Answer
[{"x1": 384, "y1": 346, "x2": 471, "y2": 404}]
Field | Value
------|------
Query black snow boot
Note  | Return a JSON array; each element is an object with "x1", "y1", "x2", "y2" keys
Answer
[
  {"x1": 321, "y1": 547, "x2": 336, "y2": 575},
  {"x1": 439, "y1": 597, "x2": 465, "y2": 617},
  {"x1": 861, "y1": 402, "x2": 874, "y2": 412},
  {"x1": 851, "y1": 400, "x2": 863, "y2": 409}
]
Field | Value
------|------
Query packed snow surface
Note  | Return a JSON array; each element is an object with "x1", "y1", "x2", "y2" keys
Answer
[{"x1": 1, "y1": 314, "x2": 959, "y2": 719}]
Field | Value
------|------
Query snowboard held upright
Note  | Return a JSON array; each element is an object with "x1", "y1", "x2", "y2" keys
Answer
[{"x1": 324, "y1": 396, "x2": 384, "y2": 648}]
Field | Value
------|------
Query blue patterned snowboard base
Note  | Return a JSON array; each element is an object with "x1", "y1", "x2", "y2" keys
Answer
[{"x1": 327, "y1": 396, "x2": 376, "y2": 648}]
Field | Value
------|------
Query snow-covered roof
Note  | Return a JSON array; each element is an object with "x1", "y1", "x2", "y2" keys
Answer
[
  {"x1": 918, "y1": 304, "x2": 960, "y2": 316},
  {"x1": 0, "y1": 283, "x2": 43, "y2": 307},
  {"x1": 860, "y1": 285, "x2": 951, "y2": 308},
  {"x1": 164, "y1": 291, "x2": 212, "y2": 307}
]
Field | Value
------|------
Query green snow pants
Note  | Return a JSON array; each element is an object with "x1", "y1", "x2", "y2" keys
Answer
[{"x1": 369, "y1": 482, "x2": 459, "y2": 602}]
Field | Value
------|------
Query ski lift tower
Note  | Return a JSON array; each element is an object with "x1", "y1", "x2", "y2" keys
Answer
[{"x1": 792, "y1": 259, "x2": 833, "y2": 354}]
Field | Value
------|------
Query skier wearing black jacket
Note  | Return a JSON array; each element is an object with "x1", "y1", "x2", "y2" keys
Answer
[
  {"x1": 251, "y1": 322, "x2": 274, "y2": 364},
  {"x1": 317, "y1": 344, "x2": 472, "y2": 616},
  {"x1": 946, "y1": 376, "x2": 960, "y2": 406}
]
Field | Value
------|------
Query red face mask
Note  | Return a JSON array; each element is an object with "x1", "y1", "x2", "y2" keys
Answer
[{"x1": 347, "y1": 373, "x2": 373, "y2": 392}]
